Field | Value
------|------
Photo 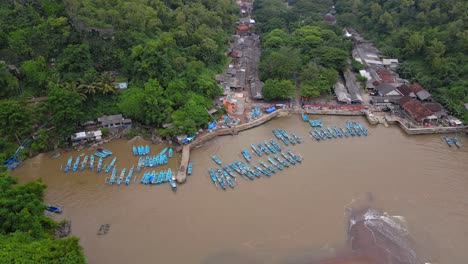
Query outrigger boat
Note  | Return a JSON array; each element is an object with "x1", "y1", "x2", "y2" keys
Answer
[
  {"x1": 105, "y1": 157, "x2": 117, "y2": 173},
  {"x1": 125, "y1": 167, "x2": 134, "y2": 185},
  {"x1": 156, "y1": 170, "x2": 164, "y2": 184},
  {"x1": 116, "y1": 168, "x2": 126, "y2": 185},
  {"x1": 99, "y1": 148, "x2": 113, "y2": 156},
  {"x1": 208, "y1": 168, "x2": 219, "y2": 188},
  {"x1": 264, "y1": 140, "x2": 277, "y2": 153},
  {"x1": 96, "y1": 157, "x2": 103, "y2": 173},
  {"x1": 64, "y1": 156, "x2": 73, "y2": 172},
  {"x1": 274, "y1": 154, "x2": 290, "y2": 167},
  {"x1": 148, "y1": 170, "x2": 156, "y2": 184},
  {"x1": 168, "y1": 148, "x2": 173, "y2": 158},
  {"x1": 359, "y1": 124, "x2": 368, "y2": 136},
  {"x1": 309, "y1": 130, "x2": 321, "y2": 141},
  {"x1": 229, "y1": 162, "x2": 243, "y2": 176},
  {"x1": 72, "y1": 156, "x2": 80, "y2": 172},
  {"x1": 292, "y1": 132, "x2": 303, "y2": 143},
  {"x1": 260, "y1": 160, "x2": 276, "y2": 173},
  {"x1": 333, "y1": 126, "x2": 343, "y2": 137},
  {"x1": 211, "y1": 155, "x2": 222, "y2": 165},
  {"x1": 132, "y1": 146, "x2": 138, "y2": 155},
  {"x1": 301, "y1": 112, "x2": 309, "y2": 121},
  {"x1": 89, "y1": 155, "x2": 95, "y2": 170},
  {"x1": 251, "y1": 144, "x2": 263, "y2": 157},
  {"x1": 222, "y1": 165, "x2": 236, "y2": 178},
  {"x1": 169, "y1": 178, "x2": 177, "y2": 190},
  {"x1": 287, "y1": 150, "x2": 302, "y2": 162},
  {"x1": 187, "y1": 163, "x2": 193, "y2": 175},
  {"x1": 222, "y1": 170, "x2": 235, "y2": 188},
  {"x1": 268, "y1": 157, "x2": 284, "y2": 170},
  {"x1": 452, "y1": 136, "x2": 461, "y2": 148},
  {"x1": 241, "y1": 149, "x2": 251, "y2": 162},
  {"x1": 327, "y1": 126, "x2": 337, "y2": 138},
  {"x1": 270, "y1": 139, "x2": 282, "y2": 151},
  {"x1": 258, "y1": 142, "x2": 270, "y2": 155},
  {"x1": 109, "y1": 166, "x2": 117, "y2": 185},
  {"x1": 442, "y1": 136, "x2": 452, "y2": 146},
  {"x1": 215, "y1": 169, "x2": 227, "y2": 189},
  {"x1": 80, "y1": 155, "x2": 89, "y2": 171},
  {"x1": 140, "y1": 172, "x2": 149, "y2": 184}
]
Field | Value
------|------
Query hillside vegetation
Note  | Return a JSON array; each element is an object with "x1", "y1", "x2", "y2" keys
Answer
[
  {"x1": 0, "y1": 0, "x2": 238, "y2": 158},
  {"x1": 253, "y1": 0, "x2": 351, "y2": 100},
  {"x1": 336, "y1": 0, "x2": 468, "y2": 121},
  {"x1": 0, "y1": 171, "x2": 85, "y2": 263}
]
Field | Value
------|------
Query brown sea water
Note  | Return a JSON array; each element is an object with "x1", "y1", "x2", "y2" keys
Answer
[{"x1": 11, "y1": 116, "x2": 468, "y2": 264}]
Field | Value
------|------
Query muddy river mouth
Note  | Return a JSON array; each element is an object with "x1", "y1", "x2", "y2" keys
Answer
[{"x1": 12, "y1": 115, "x2": 468, "y2": 264}]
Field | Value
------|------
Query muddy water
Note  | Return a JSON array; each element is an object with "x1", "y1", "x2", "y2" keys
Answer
[{"x1": 11, "y1": 116, "x2": 468, "y2": 264}]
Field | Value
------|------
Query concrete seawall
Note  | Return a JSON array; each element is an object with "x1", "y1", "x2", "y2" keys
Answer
[{"x1": 175, "y1": 108, "x2": 466, "y2": 183}]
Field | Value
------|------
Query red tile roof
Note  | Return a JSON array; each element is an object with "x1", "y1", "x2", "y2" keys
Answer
[
  {"x1": 399, "y1": 96, "x2": 433, "y2": 122},
  {"x1": 237, "y1": 24, "x2": 249, "y2": 31},
  {"x1": 376, "y1": 69, "x2": 394, "y2": 83},
  {"x1": 423, "y1": 103, "x2": 443, "y2": 112},
  {"x1": 396, "y1": 84, "x2": 413, "y2": 96},
  {"x1": 410, "y1": 82, "x2": 423, "y2": 93}
]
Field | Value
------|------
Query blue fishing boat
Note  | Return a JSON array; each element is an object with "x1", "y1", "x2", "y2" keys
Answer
[
  {"x1": 147, "y1": 170, "x2": 155, "y2": 184},
  {"x1": 241, "y1": 149, "x2": 251, "y2": 162},
  {"x1": 89, "y1": 155, "x2": 95, "y2": 170},
  {"x1": 333, "y1": 126, "x2": 343, "y2": 137},
  {"x1": 229, "y1": 162, "x2": 243, "y2": 176},
  {"x1": 301, "y1": 112, "x2": 309, "y2": 121},
  {"x1": 274, "y1": 154, "x2": 289, "y2": 167},
  {"x1": 93, "y1": 151, "x2": 106, "y2": 158},
  {"x1": 268, "y1": 157, "x2": 284, "y2": 170},
  {"x1": 263, "y1": 140, "x2": 275, "y2": 153},
  {"x1": 251, "y1": 144, "x2": 263, "y2": 156},
  {"x1": 292, "y1": 132, "x2": 303, "y2": 143},
  {"x1": 132, "y1": 146, "x2": 138, "y2": 155},
  {"x1": 222, "y1": 165, "x2": 235, "y2": 177},
  {"x1": 215, "y1": 169, "x2": 227, "y2": 189},
  {"x1": 211, "y1": 155, "x2": 222, "y2": 165},
  {"x1": 145, "y1": 145, "x2": 150, "y2": 155},
  {"x1": 139, "y1": 172, "x2": 148, "y2": 184},
  {"x1": 452, "y1": 136, "x2": 461, "y2": 148},
  {"x1": 270, "y1": 139, "x2": 282, "y2": 151},
  {"x1": 222, "y1": 170, "x2": 235, "y2": 188},
  {"x1": 208, "y1": 168, "x2": 219, "y2": 188},
  {"x1": 442, "y1": 136, "x2": 452, "y2": 146},
  {"x1": 288, "y1": 149, "x2": 302, "y2": 162},
  {"x1": 80, "y1": 155, "x2": 88, "y2": 171},
  {"x1": 104, "y1": 157, "x2": 117, "y2": 173},
  {"x1": 260, "y1": 160, "x2": 276, "y2": 173},
  {"x1": 155, "y1": 170, "x2": 163, "y2": 184},
  {"x1": 72, "y1": 156, "x2": 80, "y2": 172},
  {"x1": 109, "y1": 166, "x2": 117, "y2": 185},
  {"x1": 117, "y1": 168, "x2": 126, "y2": 185},
  {"x1": 359, "y1": 124, "x2": 368, "y2": 136},
  {"x1": 309, "y1": 130, "x2": 320, "y2": 141},
  {"x1": 64, "y1": 156, "x2": 73, "y2": 172},
  {"x1": 46, "y1": 205, "x2": 62, "y2": 214},
  {"x1": 158, "y1": 147, "x2": 168, "y2": 156},
  {"x1": 167, "y1": 168, "x2": 173, "y2": 181},
  {"x1": 187, "y1": 163, "x2": 193, "y2": 175},
  {"x1": 258, "y1": 142, "x2": 270, "y2": 155},
  {"x1": 327, "y1": 126, "x2": 337, "y2": 138},
  {"x1": 169, "y1": 178, "x2": 177, "y2": 190},
  {"x1": 125, "y1": 167, "x2": 134, "y2": 185},
  {"x1": 340, "y1": 126, "x2": 349, "y2": 137},
  {"x1": 168, "y1": 148, "x2": 173, "y2": 158},
  {"x1": 96, "y1": 157, "x2": 103, "y2": 173},
  {"x1": 99, "y1": 148, "x2": 113, "y2": 156}
]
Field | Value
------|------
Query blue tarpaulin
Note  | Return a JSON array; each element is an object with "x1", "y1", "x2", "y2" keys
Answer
[
  {"x1": 265, "y1": 106, "x2": 276, "y2": 113},
  {"x1": 207, "y1": 122, "x2": 216, "y2": 129}
]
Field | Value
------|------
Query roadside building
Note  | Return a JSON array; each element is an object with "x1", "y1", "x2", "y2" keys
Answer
[
  {"x1": 423, "y1": 103, "x2": 447, "y2": 119},
  {"x1": 415, "y1": 89, "x2": 432, "y2": 102},
  {"x1": 97, "y1": 114, "x2": 132, "y2": 128}
]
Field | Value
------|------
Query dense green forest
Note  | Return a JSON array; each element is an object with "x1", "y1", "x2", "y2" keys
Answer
[
  {"x1": 0, "y1": 0, "x2": 238, "y2": 159},
  {"x1": 0, "y1": 171, "x2": 85, "y2": 263},
  {"x1": 335, "y1": 0, "x2": 468, "y2": 121},
  {"x1": 253, "y1": 0, "x2": 352, "y2": 100}
]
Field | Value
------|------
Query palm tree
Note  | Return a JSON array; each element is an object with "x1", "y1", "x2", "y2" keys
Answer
[
  {"x1": 78, "y1": 71, "x2": 99, "y2": 96},
  {"x1": 96, "y1": 72, "x2": 116, "y2": 95}
]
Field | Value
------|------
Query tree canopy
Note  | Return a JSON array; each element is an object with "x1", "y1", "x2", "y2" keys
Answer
[
  {"x1": 0, "y1": 172, "x2": 85, "y2": 263},
  {"x1": 336, "y1": 0, "x2": 468, "y2": 121}
]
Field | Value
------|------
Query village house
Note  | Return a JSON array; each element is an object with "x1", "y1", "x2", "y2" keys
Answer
[
  {"x1": 376, "y1": 83, "x2": 400, "y2": 97},
  {"x1": 97, "y1": 114, "x2": 132, "y2": 128},
  {"x1": 399, "y1": 96, "x2": 437, "y2": 124},
  {"x1": 333, "y1": 80, "x2": 351, "y2": 104},
  {"x1": 71, "y1": 130, "x2": 103, "y2": 146},
  {"x1": 236, "y1": 23, "x2": 249, "y2": 36}
]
